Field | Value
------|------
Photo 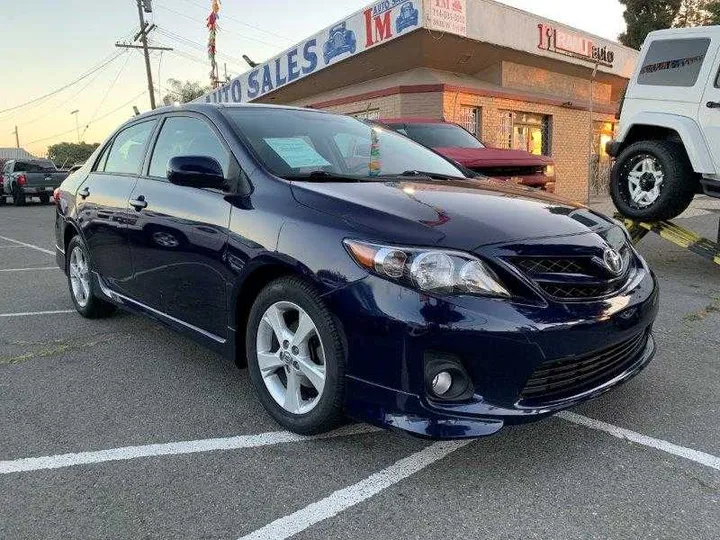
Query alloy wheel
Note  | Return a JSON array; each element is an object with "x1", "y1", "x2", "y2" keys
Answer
[
  {"x1": 69, "y1": 246, "x2": 91, "y2": 308},
  {"x1": 626, "y1": 156, "x2": 664, "y2": 208},
  {"x1": 256, "y1": 301, "x2": 326, "y2": 415}
]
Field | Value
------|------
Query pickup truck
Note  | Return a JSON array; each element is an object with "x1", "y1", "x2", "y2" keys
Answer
[
  {"x1": 0, "y1": 159, "x2": 68, "y2": 206},
  {"x1": 375, "y1": 118, "x2": 556, "y2": 191}
]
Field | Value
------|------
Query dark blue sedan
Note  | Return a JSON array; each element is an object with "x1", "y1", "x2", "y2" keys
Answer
[{"x1": 54, "y1": 104, "x2": 658, "y2": 439}]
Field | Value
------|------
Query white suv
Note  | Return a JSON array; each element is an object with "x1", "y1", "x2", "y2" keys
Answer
[{"x1": 608, "y1": 27, "x2": 720, "y2": 220}]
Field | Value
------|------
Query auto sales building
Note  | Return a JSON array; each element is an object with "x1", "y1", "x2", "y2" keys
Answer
[{"x1": 201, "y1": 0, "x2": 639, "y2": 201}]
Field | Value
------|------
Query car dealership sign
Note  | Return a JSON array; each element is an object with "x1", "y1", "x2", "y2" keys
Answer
[
  {"x1": 537, "y1": 23, "x2": 615, "y2": 67},
  {"x1": 198, "y1": 0, "x2": 422, "y2": 104}
]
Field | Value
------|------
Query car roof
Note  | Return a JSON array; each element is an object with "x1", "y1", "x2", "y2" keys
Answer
[{"x1": 132, "y1": 102, "x2": 328, "y2": 121}]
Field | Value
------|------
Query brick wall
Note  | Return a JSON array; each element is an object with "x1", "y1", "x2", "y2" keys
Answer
[
  {"x1": 442, "y1": 91, "x2": 615, "y2": 201},
  {"x1": 312, "y1": 89, "x2": 614, "y2": 202},
  {"x1": 502, "y1": 62, "x2": 613, "y2": 104}
]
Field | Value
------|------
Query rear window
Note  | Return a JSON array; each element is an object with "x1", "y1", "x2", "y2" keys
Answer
[
  {"x1": 13, "y1": 160, "x2": 57, "y2": 173},
  {"x1": 394, "y1": 123, "x2": 485, "y2": 149},
  {"x1": 637, "y1": 38, "x2": 710, "y2": 87}
]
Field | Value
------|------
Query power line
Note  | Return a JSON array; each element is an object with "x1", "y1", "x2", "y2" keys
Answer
[
  {"x1": 154, "y1": 3, "x2": 279, "y2": 48},
  {"x1": 170, "y1": 0, "x2": 293, "y2": 42},
  {"x1": 82, "y1": 52, "x2": 134, "y2": 139},
  {"x1": 25, "y1": 91, "x2": 147, "y2": 146},
  {"x1": 155, "y1": 27, "x2": 245, "y2": 68},
  {"x1": 0, "y1": 52, "x2": 126, "y2": 115},
  {"x1": 6, "y1": 51, "x2": 129, "y2": 129}
]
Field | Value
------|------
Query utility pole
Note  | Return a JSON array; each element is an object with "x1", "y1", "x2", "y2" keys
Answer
[
  {"x1": 12, "y1": 126, "x2": 19, "y2": 148},
  {"x1": 587, "y1": 61, "x2": 599, "y2": 205},
  {"x1": 115, "y1": 1, "x2": 171, "y2": 110}
]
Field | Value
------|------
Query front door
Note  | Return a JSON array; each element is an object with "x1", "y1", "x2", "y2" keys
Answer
[
  {"x1": 76, "y1": 119, "x2": 157, "y2": 292},
  {"x1": 125, "y1": 114, "x2": 235, "y2": 339}
]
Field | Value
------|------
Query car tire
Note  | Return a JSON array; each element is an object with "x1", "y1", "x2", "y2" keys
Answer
[
  {"x1": 611, "y1": 140, "x2": 697, "y2": 221},
  {"x1": 246, "y1": 276, "x2": 346, "y2": 435},
  {"x1": 12, "y1": 185, "x2": 26, "y2": 206},
  {"x1": 66, "y1": 236, "x2": 117, "y2": 319},
  {"x1": 39, "y1": 194, "x2": 50, "y2": 204},
  {"x1": 0, "y1": 194, "x2": 5, "y2": 206}
]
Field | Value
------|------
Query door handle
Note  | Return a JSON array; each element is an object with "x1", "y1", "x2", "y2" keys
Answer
[
  {"x1": 79, "y1": 187, "x2": 90, "y2": 199},
  {"x1": 129, "y1": 196, "x2": 148, "y2": 210},
  {"x1": 707, "y1": 101, "x2": 720, "y2": 109}
]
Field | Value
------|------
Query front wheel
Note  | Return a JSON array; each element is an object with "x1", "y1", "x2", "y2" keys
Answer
[
  {"x1": 246, "y1": 277, "x2": 346, "y2": 435},
  {"x1": 66, "y1": 236, "x2": 117, "y2": 318},
  {"x1": 611, "y1": 140, "x2": 697, "y2": 221}
]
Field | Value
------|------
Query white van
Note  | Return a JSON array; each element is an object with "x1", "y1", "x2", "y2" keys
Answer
[{"x1": 608, "y1": 26, "x2": 720, "y2": 220}]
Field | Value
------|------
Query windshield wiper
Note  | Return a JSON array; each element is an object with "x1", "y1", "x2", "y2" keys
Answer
[
  {"x1": 382, "y1": 170, "x2": 468, "y2": 181},
  {"x1": 283, "y1": 171, "x2": 365, "y2": 182}
]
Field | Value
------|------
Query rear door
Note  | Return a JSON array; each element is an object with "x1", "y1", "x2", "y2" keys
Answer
[
  {"x1": 125, "y1": 113, "x2": 235, "y2": 339},
  {"x1": 76, "y1": 119, "x2": 157, "y2": 292}
]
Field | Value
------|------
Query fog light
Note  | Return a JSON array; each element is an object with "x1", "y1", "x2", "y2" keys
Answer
[{"x1": 431, "y1": 371, "x2": 453, "y2": 396}]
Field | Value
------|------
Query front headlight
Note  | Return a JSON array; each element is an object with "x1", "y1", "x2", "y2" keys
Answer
[
  {"x1": 344, "y1": 239, "x2": 511, "y2": 297},
  {"x1": 544, "y1": 165, "x2": 555, "y2": 178}
]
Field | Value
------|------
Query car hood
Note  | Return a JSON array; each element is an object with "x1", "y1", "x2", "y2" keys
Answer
[
  {"x1": 434, "y1": 147, "x2": 553, "y2": 168},
  {"x1": 291, "y1": 178, "x2": 613, "y2": 251}
]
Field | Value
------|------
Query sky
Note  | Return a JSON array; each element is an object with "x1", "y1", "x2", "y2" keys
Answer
[{"x1": 0, "y1": 0, "x2": 627, "y2": 157}]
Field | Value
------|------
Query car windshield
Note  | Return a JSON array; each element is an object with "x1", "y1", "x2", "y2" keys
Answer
[
  {"x1": 394, "y1": 123, "x2": 485, "y2": 149},
  {"x1": 224, "y1": 108, "x2": 465, "y2": 180}
]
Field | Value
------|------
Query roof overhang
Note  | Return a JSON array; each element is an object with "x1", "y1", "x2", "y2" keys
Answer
[{"x1": 197, "y1": 0, "x2": 637, "y2": 106}]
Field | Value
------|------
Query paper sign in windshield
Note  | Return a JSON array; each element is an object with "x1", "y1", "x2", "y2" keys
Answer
[{"x1": 264, "y1": 137, "x2": 331, "y2": 169}]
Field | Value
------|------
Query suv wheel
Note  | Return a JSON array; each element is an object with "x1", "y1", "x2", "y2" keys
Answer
[
  {"x1": 12, "y1": 185, "x2": 26, "y2": 206},
  {"x1": 611, "y1": 140, "x2": 696, "y2": 221},
  {"x1": 246, "y1": 277, "x2": 346, "y2": 435},
  {"x1": 66, "y1": 236, "x2": 117, "y2": 318}
]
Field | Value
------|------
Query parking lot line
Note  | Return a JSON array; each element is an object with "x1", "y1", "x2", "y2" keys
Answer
[
  {"x1": 0, "y1": 267, "x2": 58, "y2": 273},
  {"x1": 557, "y1": 411, "x2": 720, "y2": 471},
  {"x1": 0, "y1": 424, "x2": 380, "y2": 475},
  {"x1": 238, "y1": 439, "x2": 473, "y2": 540},
  {"x1": 0, "y1": 234, "x2": 54, "y2": 256},
  {"x1": 0, "y1": 309, "x2": 75, "y2": 318}
]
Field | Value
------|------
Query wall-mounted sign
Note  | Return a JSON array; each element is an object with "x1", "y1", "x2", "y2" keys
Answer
[
  {"x1": 197, "y1": 0, "x2": 422, "y2": 104},
  {"x1": 537, "y1": 23, "x2": 615, "y2": 67},
  {"x1": 426, "y1": 0, "x2": 467, "y2": 37}
]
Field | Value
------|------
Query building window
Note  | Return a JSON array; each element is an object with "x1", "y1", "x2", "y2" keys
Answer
[
  {"x1": 459, "y1": 106, "x2": 481, "y2": 137},
  {"x1": 349, "y1": 108, "x2": 380, "y2": 120},
  {"x1": 499, "y1": 111, "x2": 551, "y2": 156}
]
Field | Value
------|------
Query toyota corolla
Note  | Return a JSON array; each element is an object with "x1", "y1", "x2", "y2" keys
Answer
[{"x1": 54, "y1": 103, "x2": 658, "y2": 439}]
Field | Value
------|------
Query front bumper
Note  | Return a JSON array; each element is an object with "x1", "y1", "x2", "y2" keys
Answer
[
  {"x1": 324, "y1": 268, "x2": 659, "y2": 439},
  {"x1": 606, "y1": 140, "x2": 621, "y2": 158}
]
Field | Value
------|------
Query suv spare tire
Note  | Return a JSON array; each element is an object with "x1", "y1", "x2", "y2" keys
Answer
[{"x1": 611, "y1": 140, "x2": 697, "y2": 221}]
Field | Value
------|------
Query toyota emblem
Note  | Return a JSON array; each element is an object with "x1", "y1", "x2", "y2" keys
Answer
[{"x1": 603, "y1": 248, "x2": 624, "y2": 275}]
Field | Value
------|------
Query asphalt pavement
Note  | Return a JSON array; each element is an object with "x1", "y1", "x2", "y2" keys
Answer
[{"x1": 0, "y1": 198, "x2": 718, "y2": 540}]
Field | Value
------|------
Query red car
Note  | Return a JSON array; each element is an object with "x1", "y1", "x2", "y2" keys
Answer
[{"x1": 377, "y1": 118, "x2": 555, "y2": 191}]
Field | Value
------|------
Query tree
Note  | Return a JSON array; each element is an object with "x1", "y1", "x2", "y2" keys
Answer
[
  {"x1": 619, "y1": 0, "x2": 682, "y2": 49},
  {"x1": 162, "y1": 79, "x2": 210, "y2": 105},
  {"x1": 674, "y1": 0, "x2": 712, "y2": 26},
  {"x1": 47, "y1": 142, "x2": 100, "y2": 168},
  {"x1": 706, "y1": 0, "x2": 720, "y2": 23}
]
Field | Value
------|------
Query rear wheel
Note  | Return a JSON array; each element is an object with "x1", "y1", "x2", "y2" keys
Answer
[
  {"x1": 66, "y1": 236, "x2": 116, "y2": 318},
  {"x1": 39, "y1": 194, "x2": 50, "y2": 204},
  {"x1": 12, "y1": 185, "x2": 26, "y2": 206},
  {"x1": 611, "y1": 140, "x2": 696, "y2": 221},
  {"x1": 246, "y1": 277, "x2": 346, "y2": 435}
]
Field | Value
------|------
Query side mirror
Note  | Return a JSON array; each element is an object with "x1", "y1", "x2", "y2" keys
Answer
[{"x1": 167, "y1": 155, "x2": 227, "y2": 189}]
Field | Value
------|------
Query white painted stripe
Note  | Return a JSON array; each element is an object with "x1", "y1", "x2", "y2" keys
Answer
[
  {"x1": 0, "y1": 309, "x2": 75, "y2": 318},
  {"x1": 0, "y1": 235, "x2": 54, "y2": 255},
  {"x1": 238, "y1": 439, "x2": 472, "y2": 540},
  {"x1": 0, "y1": 266, "x2": 57, "y2": 273},
  {"x1": 0, "y1": 424, "x2": 379, "y2": 475},
  {"x1": 557, "y1": 411, "x2": 720, "y2": 471}
]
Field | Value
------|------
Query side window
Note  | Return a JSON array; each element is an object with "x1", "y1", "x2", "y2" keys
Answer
[
  {"x1": 149, "y1": 116, "x2": 230, "y2": 179},
  {"x1": 637, "y1": 38, "x2": 710, "y2": 87},
  {"x1": 104, "y1": 120, "x2": 156, "y2": 175},
  {"x1": 93, "y1": 143, "x2": 112, "y2": 172}
]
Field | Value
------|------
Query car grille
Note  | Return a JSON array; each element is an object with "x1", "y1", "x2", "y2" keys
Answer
[
  {"x1": 511, "y1": 245, "x2": 633, "y2": 301},
  {"x1": 519, "y1": 331, "x2": 649, "y2": 405}
]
